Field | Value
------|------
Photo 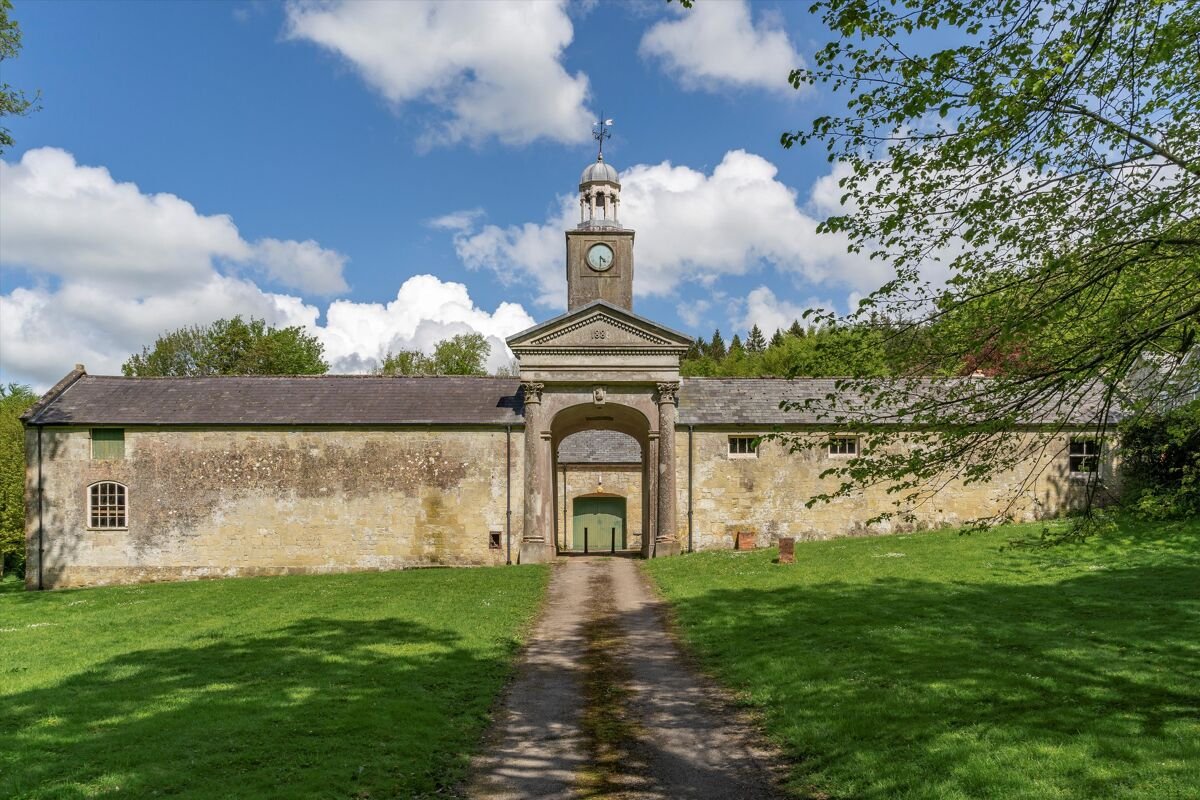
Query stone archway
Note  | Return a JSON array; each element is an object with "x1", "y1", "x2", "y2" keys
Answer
[
  {"x1": 558, "y1": 430, "x2": 643, "y2": 553},
  {"x1": 505, "y1": 300, "x2": 691, "y2": 563},
  {"x1": 518, "y1": 382, "x2": 679, "y2": 562},
  {"x1": 551, "y1": 402, "x2": 650, "y2": 557}
]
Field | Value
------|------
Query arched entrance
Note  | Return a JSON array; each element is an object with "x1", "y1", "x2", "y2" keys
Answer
[
  {"x1": 505, "y1": 299, "x2": 691, "y2": 563},
  {"x1": 549, "y1": 400, "x2": 651, "y2": 557},
  {"x1": 558, "y1": 429, "x2": 643, "y2": 553}
]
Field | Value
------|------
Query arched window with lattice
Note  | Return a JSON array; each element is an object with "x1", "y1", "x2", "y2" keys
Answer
[{"x1": 88, "y1": 481, "x2": 127, "y2": 529}]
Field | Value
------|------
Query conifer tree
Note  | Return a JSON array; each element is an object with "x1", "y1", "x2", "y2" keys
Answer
[
  {"x1": 787, "y1": 320, "x2": 805, "y2": 338},
  {"x1": 709, "y1": 329, "x2": 727, "y2": 361},
  {"x1": 747, "y1": 324, "x2": 766, "y2": 353},
  {"x1": 729, "y1": 334, "x2": 744, "y2": 355},
  {"x1": 769, "y1": 329, "x2": 785, "y2": 349}
]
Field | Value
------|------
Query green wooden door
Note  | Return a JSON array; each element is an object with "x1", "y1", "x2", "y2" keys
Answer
[{"x1": 572, "y1": 497, "x2": 626, "y2": 552}]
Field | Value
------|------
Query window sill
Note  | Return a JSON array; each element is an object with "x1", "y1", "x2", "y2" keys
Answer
[{"x1": 728, "y1": 453, "x2": 758, "y2": 460}]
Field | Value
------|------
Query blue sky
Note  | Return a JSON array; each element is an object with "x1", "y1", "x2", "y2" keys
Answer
[{"x1": 0, "y1": 0, "x2": 884, "y2": 387}]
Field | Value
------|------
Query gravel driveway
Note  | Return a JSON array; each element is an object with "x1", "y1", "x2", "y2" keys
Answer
[{"x1": 468, "y1": 556, "x2": 785, "y2": 799}]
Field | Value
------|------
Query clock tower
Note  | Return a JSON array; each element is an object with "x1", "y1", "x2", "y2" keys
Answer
[{"x1": 566, "y1": 152, "x2": 634, "y2": 311}]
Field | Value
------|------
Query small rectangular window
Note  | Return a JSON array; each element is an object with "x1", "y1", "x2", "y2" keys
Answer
[
  {"x1": 728, "y1": 436, "x2": 758, "y2": 457},
  {"x1": 829, "y1": 436, "x2": 858, "y2": 456},
  {"x1": 1069, "y1": 439, "x2": 1100, "y2": 473},
  {"x1": 489, "y1": 531, "x2": 502, "y2": 550},
  {"x1": 91, "y1": 429, "x2": 125, "y2": 460},
  {"x1": 89, "y1": 482, "x2": 127, "y2": 529}
]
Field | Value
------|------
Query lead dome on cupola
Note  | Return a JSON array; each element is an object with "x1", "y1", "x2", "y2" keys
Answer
[{"x1": 580, "y1": 157, "x2": 619, "y2": 186}]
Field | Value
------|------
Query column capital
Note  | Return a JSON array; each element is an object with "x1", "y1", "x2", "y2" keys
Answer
[
  {"x1": 521, "y1": 381, "x2": 545, "y2": 405},
  {"x1": 655, "y1": 381, "x2": 680, "y2": 405}
]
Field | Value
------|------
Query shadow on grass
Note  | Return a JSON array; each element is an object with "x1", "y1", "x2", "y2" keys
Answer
[
  {"x1": 1, "y1": 616, "x2": 512, "y2": 799},
  {"x1": 673, "y1": 563, "x2": 1200, "y2": 799}
]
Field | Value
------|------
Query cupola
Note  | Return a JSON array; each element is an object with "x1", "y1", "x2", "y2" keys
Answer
[{"x1": 578, "y1": 154, "x2": 622, "y2": 229}]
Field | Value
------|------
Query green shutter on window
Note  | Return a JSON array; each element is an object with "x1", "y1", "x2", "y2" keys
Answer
[{"x1": 91, "y1": 429, "x2": 125, "y2": 460}]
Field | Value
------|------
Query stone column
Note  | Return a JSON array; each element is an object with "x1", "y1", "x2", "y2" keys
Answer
[
  {"x1": 656, "y1": 382, "x2": 681, "y2": 557},
  {"x1": 519, "y1": 382, "x2": 554, "y2": 563},
  {"x1": 644, "y1": 433, "x2": 658, "y2": 558}
]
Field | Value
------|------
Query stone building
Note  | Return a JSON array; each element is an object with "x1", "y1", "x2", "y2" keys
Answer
[{"x1": 22, "y1": 154, "x2": 1106, "y2": 589}]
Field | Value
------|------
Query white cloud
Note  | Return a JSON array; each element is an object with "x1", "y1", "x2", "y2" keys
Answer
[
  {"x1": 446, "y1": 149, "x2": 883, "y2": 307},
  {"x1": 0, "y1": 148, "x2": 248, "y2": 290},
  {"x1": 676, "y1": 298, "x2": 712, "y2": 329},
  {"x1": 640, "y1": 0, "x2": 804, "y2": 94},
  {"x1": 735, "y1": 286, "x2": 829, "y2": 337},
  {"x1": 427, "y1": 208, "x2": 485, "y2": 232},
  {"x1": 0, "y1": 273, "x2": 532, "y2": 388},
  {"x1": 0, "y1": 149, "x2": 534, "y2": 388},
  {"x1": 0, "y1": 148, "x2": 348, "y2": 295},
  {"x1": 807, "y1": 160, "x2": 857, "y2": 217},
  {"x1": 284, "y1": 0, "x2": 593, "y2": 147},
  {"x1": 253, "y1": 238, "x2": 349, "y2": 295},
  {"x1": 0, "y1": 275, "x2": 321, "y2": 388},
  {"x1": 318, "y1": 275, "x2": 535, "y2": 374}
]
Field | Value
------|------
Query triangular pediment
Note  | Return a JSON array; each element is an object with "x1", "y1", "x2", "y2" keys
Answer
[{"x1": 507, "y1": 301, "x2": 692, "y2": 350}]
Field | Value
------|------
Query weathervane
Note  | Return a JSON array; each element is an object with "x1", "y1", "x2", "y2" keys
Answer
[{"x1": 593, "y1": 113, "x2": 613, "y2": 161}]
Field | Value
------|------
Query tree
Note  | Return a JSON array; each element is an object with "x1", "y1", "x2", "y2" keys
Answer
[
  {"x1": 787, "y1": 320, "x2": 805, "y2": 339},
  {"x1": 774, "y1": 0, "x2": 1200, "y2": 534},
  {"x1": 769, "y1": 329, "x2": 785, "y2": 349},
  {"x1": 492, "y1": 359, "x2": 520, "y2": 378},
  {"x1": 122, "y1": 317, "x2": 328, "y2": 376},
  {"x1": 1118, "y1": 398, "x2": 1200, "y2": 520},
  {"x1": 0, "y1": 0, "x2": 38, "y2": 154},
  {"x1": 682, "y1": 319, "x2": 901, "y2": 378},
  {"x1": 0, "y1": 383, "x2": 36, "y2": 579},
  {"x1": 376, "y1": 350, "x2": 432, "y2": 376},
  {"x1": 746, "y1": 324, "x2": 767, "y2": 354},
  {"x1": 708, "y1": 329, "x2": 727, "y2": 361},
  {"x1": 376, "y1": 333, "x2": 492, "y2": 376},
  {"x1": 430, "y1": 333, "x2": 490, "y2": 376}
]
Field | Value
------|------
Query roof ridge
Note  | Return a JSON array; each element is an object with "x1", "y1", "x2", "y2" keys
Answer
[
  {"x1": 22, "y1": 365, "x2": 88, "y2": 424},
  {"x1": 82, "y1": 373, "x2": 521, "y2": 381}
]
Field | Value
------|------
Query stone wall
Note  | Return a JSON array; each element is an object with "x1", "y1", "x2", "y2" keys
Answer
[
  {"x1": 25, "y1": 422, "x2": 1113, "y2": 589},
  {"x1": 675, "y1": 429, "x2": 1108, "y2": 551},
  {"x1": 26, "y1": 426, "x2": 523, "y2": 589}
]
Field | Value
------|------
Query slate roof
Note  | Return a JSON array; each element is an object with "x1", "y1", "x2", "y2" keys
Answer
[
  {"x1": 558, "y1": 430, "x2": 642, "y2": 464},
  {"x1": 23, "y1": 374, "x2": 524, "y2": 426},
  {"x1": 23, "y1": 372, "x2": 1109, "y2": 428},
  {"x1": 677, "y1": 377, "x2": 1114, "y2": 426},
  {"x1": 677, "y1": 378, "x2": 827, "y2": 425}
]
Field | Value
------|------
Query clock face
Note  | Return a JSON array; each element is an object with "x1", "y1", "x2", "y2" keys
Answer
[{"x1": 586, "y1": 243, "x2": 615, "y2": 272}]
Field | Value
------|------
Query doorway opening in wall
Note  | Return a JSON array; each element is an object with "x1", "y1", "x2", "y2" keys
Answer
[
  {"x1": 572, "y1": 495, "x2": 627, "y2": 553},
  {"x1": 556, "y1": 426, "x2": 646, "y2": 555}
]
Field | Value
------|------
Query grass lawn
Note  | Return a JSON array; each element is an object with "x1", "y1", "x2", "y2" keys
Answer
[
  {"x1": 0, "y1": 565, "x2": 547, "y2": 799},
  {"x1": 643, "y1": 518, "x2": 1200, "y2": 799}
]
